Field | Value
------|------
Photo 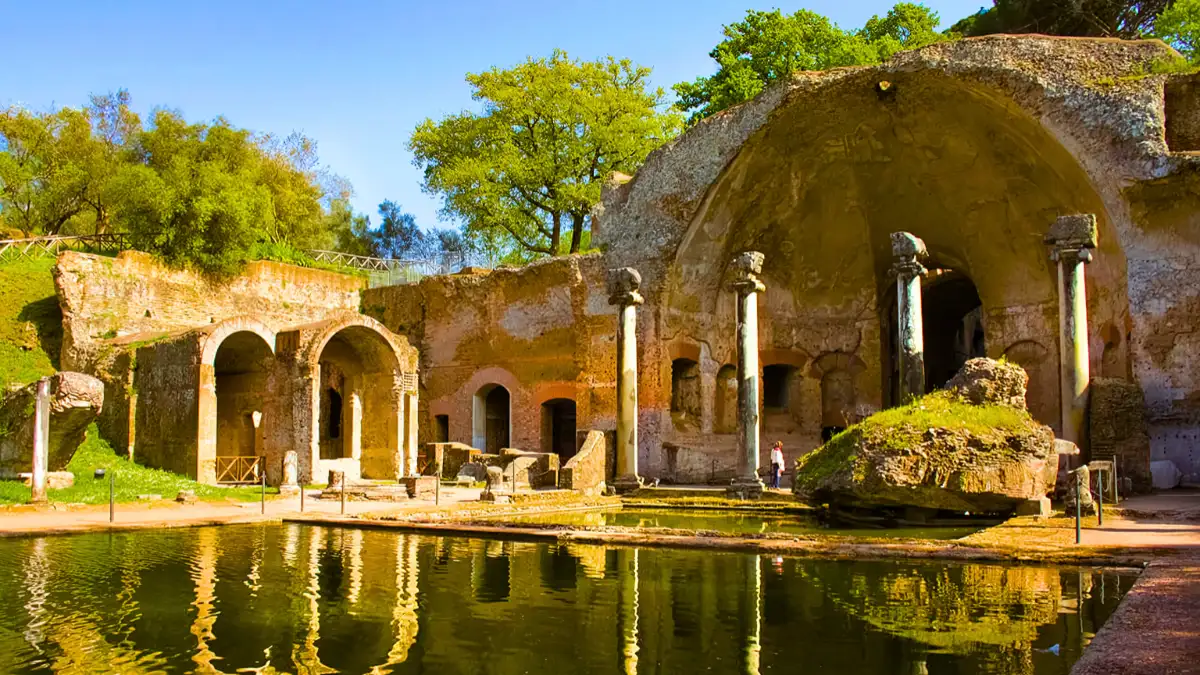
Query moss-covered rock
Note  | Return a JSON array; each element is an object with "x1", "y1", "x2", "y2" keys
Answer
[
  {"x1": 946, "y1": 357, "x2": 1028, "y2": 409},
  {"x1": 793, "y1": 390, "x2": 1057, "y2": 514}
]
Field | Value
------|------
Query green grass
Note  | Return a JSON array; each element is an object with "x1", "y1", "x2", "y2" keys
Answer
[
  {"x1": 0, "y1": 424, "x2": 275, "y2": 505},
  {"x1": 0, "y1": 258, "x2": 61, "y2": 390},
  {"x1": 793, "y1": 391, "x2": 1035, "y2": 491}
]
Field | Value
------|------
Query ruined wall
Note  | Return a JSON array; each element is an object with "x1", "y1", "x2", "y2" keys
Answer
[
  {"x1": 132, "y1": 335, "x2": 202, "y2": 478},
  {"x1": 362, "y1": 255, "x2": 617, "y2": 456}
]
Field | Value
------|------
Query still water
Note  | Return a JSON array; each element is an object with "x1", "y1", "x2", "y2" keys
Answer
[
  {"x1": 0, "y1": 524, "x2": 1131, "y2": 674},
  {"x1": 485, "y1": 507, "x2": 982, "y2": 539}
]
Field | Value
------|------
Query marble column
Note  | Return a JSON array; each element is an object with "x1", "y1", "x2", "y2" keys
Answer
[
  {"x1": 30, "y1": 377, "x2": 50, "y2": 503},
  {"x1": 281, "y1": 450, "x2": 300, "y2": 495},
  {"x1": 1046, "y1": 214, "x2": 1097, "y2": 456},
  {"x1": 729, "y1": 252, "x2": 766, "y2": 499},
  {"x1": 891, "y1": 232, "x2": 928, "y2": 404},
  {"x1": 608, "y1": 267, "x2": 644, "y2": 494}
]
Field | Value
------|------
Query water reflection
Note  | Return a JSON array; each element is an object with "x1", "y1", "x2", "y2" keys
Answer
[{"x1": 0, "y1": 524, "x2": 1131, "y2": 675}]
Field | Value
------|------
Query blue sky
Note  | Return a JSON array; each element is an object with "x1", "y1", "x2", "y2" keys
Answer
[{"x1": 1, "y1": 0, "x2": 988, "y2": 231}]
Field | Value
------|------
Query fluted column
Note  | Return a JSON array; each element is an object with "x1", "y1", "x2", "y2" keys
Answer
[
  {"x1": 30, "y1": 377, "x2": 50, "y2": 503},
  {"x1": 729, "y1": 252, "x2": 765, "y2": 499},
  {"x1": 1046, "y1": 214, "x2": 1097, "y2": 457},
  {"x1": 608, "y1": 268, "x2": 644, "y2": 494},
  {"x1": 891, "y1": 233, "x2": 928, "y2": 404}
]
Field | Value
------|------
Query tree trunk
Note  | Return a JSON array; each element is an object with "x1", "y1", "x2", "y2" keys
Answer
[
  {"x1": 550, "y1": 212, "x2": 562, "y2": 255},
  {"x1": 569, "y1": 212, "x2": 585, "y2": 254}
]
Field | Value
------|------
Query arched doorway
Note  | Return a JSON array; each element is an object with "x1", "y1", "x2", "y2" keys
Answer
[
  {"x1": 541, "y1": 398, "x2": 577, "y2": 459},
  {"x1": 473, "y1": 384, "x2": 511, "y2": 453},
  {"x1": 922, "y1": 271, "x2": 985, "y2": 392},
  {"x1": 313, "y1": 325, "x2": 402, "y2": 480},
  {"x1": 670, "y1": 358, "x2": 700, "y2": 431},
  {"x1": 212, "y1": 331, "x2": 273, "y2": 483},
  {"x1": 714, "y1": 365, "x2": 737, "y2": 434}
]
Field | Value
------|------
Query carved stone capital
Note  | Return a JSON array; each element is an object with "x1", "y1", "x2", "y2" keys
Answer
[
  {"x1": 1045, "y1": 214, "x2": 1098, "y2": 263},
  {"x1": 890, "y1": 232, "x2": 928, "y2": 280},
  {"x1": 607, "y1": 267, "x2": 644, "y2": 306},
  {"x1": 728, "y1": 251, "x2": 766, "y2": 295}
]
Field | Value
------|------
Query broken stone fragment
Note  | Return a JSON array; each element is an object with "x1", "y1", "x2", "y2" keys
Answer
[
  {"x1": 0, "y1": 372, "x2": 104, "y2": 479},
  {"x1": 946, "y1": 358, "x2": 1029, "y2": 410}
]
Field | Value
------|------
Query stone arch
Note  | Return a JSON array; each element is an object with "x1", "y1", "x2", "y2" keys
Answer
[
  {"x1": 714, "y1": 364, "x2": 737, "y2": 434},
  {"x1": 197, "y1": 318, "x2": 276, "y2": 484},
  {"x1": 665, "y1": 68, "x2": 1130, "y2": 434},
  {"x1": 533, "y1": 382, "x2": 580, "y2": 457},
  {"x1": 810, "y1": 352, "x2": 868, "y2": 441},
  {"x1": 298, "y1": 315, "x2": 409, "y2": 483},
  {"x1": 474, "y1": 383, "x2": 511, "y2": 453}
]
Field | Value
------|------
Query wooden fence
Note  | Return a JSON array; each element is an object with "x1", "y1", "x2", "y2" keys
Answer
[{"x1": 0, "y1": 233, "x2": 132, "y2": 263}]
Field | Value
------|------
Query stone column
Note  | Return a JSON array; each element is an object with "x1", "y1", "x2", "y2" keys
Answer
[
  {"x1": 891, "y1": 232, "x2": 928, "y2": 403},
  {"x1": 1046, "y1": 214, "x2": 1097, "y2": 455},
  {"x1": 608, "y1": 268, "x2": 644, "y2": 494},
  {"x1": 30, "y1": 377, "x2": 50, "y2": 503},
  {"x1": 729, "y1": 252, "x2": 766, "y2": 499},
  {"x1": 281, "y1": 450, "x2": 300, "y2": 495}
]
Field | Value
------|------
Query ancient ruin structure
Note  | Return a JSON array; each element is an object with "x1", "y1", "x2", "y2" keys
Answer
[{"x1": 48, "y1": 36, "x2": 1200, "y2": 489}]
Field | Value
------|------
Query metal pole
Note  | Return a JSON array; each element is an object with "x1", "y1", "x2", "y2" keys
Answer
[
  {"x1": 341, "y1": 479, "x2": 346, "y2": 515},
  {"x1": 1112, "y1": 455, "x2": 1120, "y2": 505},
  {"x1": 1080, "y1": 470, "x2": 1089, "y2": 542},
  {"x1": 300, "y1": 482, "x2": 305, "y2": 512},
  {"x1": 1097, "y1": 468, "x2": 1104, "y2": 526},
  {"x1": 261, "y1": 472, "x2": 266, "y2": 515},
  {"x1": 109, "y1": 471, "x2": 115, "y2": 523},
  {"x1": 435, "y1": 451, "x2": 442, "y2": 506}
]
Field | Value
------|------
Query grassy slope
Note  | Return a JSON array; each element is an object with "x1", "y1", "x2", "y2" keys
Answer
[
  {"x1": 0, "y1": 258, "x2": 61, "y2": 389},
  {"x1": 793, "y1": 391, "x2": 1035, "y2": 492},
  {"x1": 0, "y1": 258, "x2": 271, "y2": 505}
]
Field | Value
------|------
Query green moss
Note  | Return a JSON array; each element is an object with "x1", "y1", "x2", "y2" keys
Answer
[
  {"x1": 0, "y1": 258, "x2": 61, "y2": 390},
  {"x1": 0, "y1": 424, "x2": 274, "y2": 504},
  {"x1": 793, "y1": 391, "x2": 1034, "y2": 492},
  {"x1": 1092, "y1": 55, "x2": 1198, "y2": 87}
]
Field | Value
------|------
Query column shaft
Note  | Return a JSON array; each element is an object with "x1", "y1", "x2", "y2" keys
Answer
[
  {"x1": 737, "y1": 289, "x2": 761, "y2": 482},
  {"x1": 30, "y1": 377, "x2": 49, "y2": 503},
  {"x1": 896, "y1": 271, "x2": 925, "y2": 402},
  {"x1": 616, "y1": 302, "x2": 639, "y2": 479},
  {"x1": 1058, "y1": 255, "x2": 1090, "y2": 448}
]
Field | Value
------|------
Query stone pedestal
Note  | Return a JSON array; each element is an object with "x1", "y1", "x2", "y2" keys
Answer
[
  {"x1": 608, "y1": 267, "x2": 644, "y2": 493},
  {"x1": 401, "y1": 475, "x2": 437, "y2": 499},
  {"x1": 29, "y1": 377, "x2": 50, "y2": 503},
  {"x1": 1046, "y1": 214, "x2": 1097, "y2": 460},
  {"x1": 328, "y1": 470, "x2": 345, "y2": 489},
  {"x1": 891, "y1": 233, "x2": 928, "y2": 404},
  {"x1": 729, "y1": 252, "x2": 766, "y2": 499},
  {"x1": 280, "y1": 450, "x2": 300, "y2": 495}
]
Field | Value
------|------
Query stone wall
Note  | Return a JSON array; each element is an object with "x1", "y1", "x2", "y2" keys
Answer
[
  {"x1": 1090, "y1": 378, "x2": 1153, "y2": 491},
  {"x1": 559, "y1": 430, "x2": 610, "y2": 494}
]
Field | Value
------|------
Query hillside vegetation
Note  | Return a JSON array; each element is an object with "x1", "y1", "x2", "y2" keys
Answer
[{"x1": 0, "y1": 257, "x2": 60, "y2": 390}]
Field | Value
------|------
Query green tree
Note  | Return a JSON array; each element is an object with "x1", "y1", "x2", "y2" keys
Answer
[
  {"x1": 952, "y1": 1, "x2": 1172, "y2": 39},
  {"x1": 675, "y1": 4, "x2": 953, "y2": 122},
  {"x1": 0, "y1": 106, "x2": 96, "y2": 236},
  {"x1": 1157, "y1": 0, "x2": 1200, "y2": 61},
  {"x1": 411, "y1": 50, "x2": 682, "y2": 259}
]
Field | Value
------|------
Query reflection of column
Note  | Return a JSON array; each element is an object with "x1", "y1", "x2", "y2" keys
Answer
[
  {"x1": 347, "y1": 529, "x2": 363, "y2": 606},
  {"x1": 608, "y1": 268, "x2": 644, "y2": 494},
  {"x1": 23, "y1": 538, "x2": 48, "y2": 650},
  {"x1": 729, "y1": 253, "x2": 765, "y2": 499},
  {"x1": 292, "y1": 527, "x2": 332, "y2": 673},
  {"x1": 742, "y1": 554, "x2": 762, "y2": 675},
  {"x1": 891, "y1": 233, "x2": 928, "y2": 404},
  {"x1": 1046, "y1": 215, "x2": 1097, "y2": 456},
  {"x1": 371, "y1": 534, "x2": 420, "y2": 673},
  {"x1": 283, "y1": 522, "x2": 300, "y2": 565},
  {"x1": 30, "y1": 377, "x2": 50, "y2": 503},
  {"x1": 189, "y1": 527, "x2": 219, "y2": 674},
  {"x1": 618, "y1": 548, "x2": 640, "y2": 675}
]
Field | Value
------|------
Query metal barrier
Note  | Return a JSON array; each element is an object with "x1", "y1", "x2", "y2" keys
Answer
[
  {"x1": 308, "y1": 250, "x2": 441, "y2": 287},
  {"x1": 215, "y1": 456, "x2": 263, "y2": 484},
  {"x1": 0, "y1": 233, "x2": 132, "y2": 262}
]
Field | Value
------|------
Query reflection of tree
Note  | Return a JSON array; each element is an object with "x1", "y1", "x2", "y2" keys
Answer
[{"x1": 798, "y1": 561, "x2": 1059, "y2": 669}]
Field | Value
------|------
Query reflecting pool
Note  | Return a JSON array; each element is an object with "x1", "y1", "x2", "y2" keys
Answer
[
  {"x1": 0, "y1": 524, "x2": 1132, "y2": 674},
  {"x1": 482, "y1": 507, "x2": 982, "y2": 539}
]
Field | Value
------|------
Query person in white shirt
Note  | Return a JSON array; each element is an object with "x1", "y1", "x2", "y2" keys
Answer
[{"x1": 769, "y1": 441, "x2": 785, "y2": 489}]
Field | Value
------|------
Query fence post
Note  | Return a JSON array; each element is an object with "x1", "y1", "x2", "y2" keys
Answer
[
  {"x1": 261, "y1": 472, "x2": 266, "y2": 515},
  {"x1": 341, "y1": 479, "x2": 346, "y2": 515},
  {"x1": 1075, "y1": 470, "x2": 1082, "y2": 545},
  {"x1": 1096, "y1": 467, "x2": 1104, "y2": 527},
  {"x1": 109, "y1": 471, "x2": 115, "y2": 523},
  {"x1": 300, "y1": 481, "x2": 305, "y2": 512}
]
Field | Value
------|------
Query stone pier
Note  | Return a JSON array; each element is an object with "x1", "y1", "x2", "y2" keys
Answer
[
  {"x1": 1046, "y1": 214, "x2": 1097, "y2": 457},
  {"x1": 608, "y1": 268, "x2": 644, "y2": 494},
  {"x1": 29, "y1": 377, "x2": 50, "y2": 504},
  {"x1": 729, "y1": 252, "x2": 765, "y2": 499},
  {"x1": 891, "y1": 232, "x2": 928, "y2": 404}
]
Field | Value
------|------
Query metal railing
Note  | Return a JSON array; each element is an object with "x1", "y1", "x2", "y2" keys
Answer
[
  {"x1": 0, "y1": 233, "x2": 132, "y2": 262},
  {"x1": 215, "y1": 456, "x2": 263, "y2": 484},
  {"x1": 308, "y1": 250, "x2": 441, "y2": 287}
]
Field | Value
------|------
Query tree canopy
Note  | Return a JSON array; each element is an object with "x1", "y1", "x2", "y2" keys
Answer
[
  {"x1": 952, "y1": 1, "x2": 1173, "y2": 39},
  {"x1": 410, "y1": 50, "x2": 682, "y2": 262},
  {"x1": 1156, "y1": 0, "x2": 1200, "y2": 61},
  {"x1": 673, "y1": 3, "x2": 952, "y2": 122}
]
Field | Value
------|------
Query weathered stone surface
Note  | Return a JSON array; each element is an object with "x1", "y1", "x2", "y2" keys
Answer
[
  {"x1": 176, "y1": 489, "x2": 197, "y2": 504},
  {"x1": 559, "y1": 430, "x2": 609, "y2": 494},
  {"x1": 0, "y1": 372, "x2": 103, "y2": 478},
  {"x1": 793, "y1": 371, "x2": 1057, "y2": 514},
  {"x1": 481, "y1": 465, "x2": 505, "y2": 501},
  {"x1": 402, "y1": 475, "x2": 437, "y2": 499},
  {"x1": 1064, "y1": 466, "x2": 1097, "y2": 515},
  {"x1": 21, "y1": 471, "x2": 74, "y2": 490},
  {"x1": 1089, "y1": 378, "x2": 1151, "y2": 490},
  {"x1": 456, "y1": 461, "x2": 488, "y2": 483},
  {"x1": 946, "y1": 358, "x2": 1029, "y2": 410}
]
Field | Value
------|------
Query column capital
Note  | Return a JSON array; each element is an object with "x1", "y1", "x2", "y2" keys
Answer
[
  {"x1": 607, "y1": 267, "x2": 644, "y2": 306},
  {"x1": 1045, "y1": 214, "x2": 1098, "y2": 263},
  {"x1": 729, "y1": 251, "x2": 766, "y2": 294},
  {"x1": 890, "y1": 231, "x2": 928, "y2": 279}
]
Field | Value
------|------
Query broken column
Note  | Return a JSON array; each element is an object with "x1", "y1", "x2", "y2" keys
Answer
[
  {"x1": 608, "y1": 267, "x2": 644, "y2": 494},
  {"x1": 30, "y1": 377, "x2": 50, "y2": 504},
  {"x1": 281, "y1": 450, "x2": 300, "y2": 495},
  {"x1": 729, "y1": 252, "x2": 765, "y2": 499},
  {"x1": 1046, "y1": 214, "x2": 1097, "y2": 455},
  {"x1": 891, "y1": 232, "x2": 928, "y2": 403}
]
